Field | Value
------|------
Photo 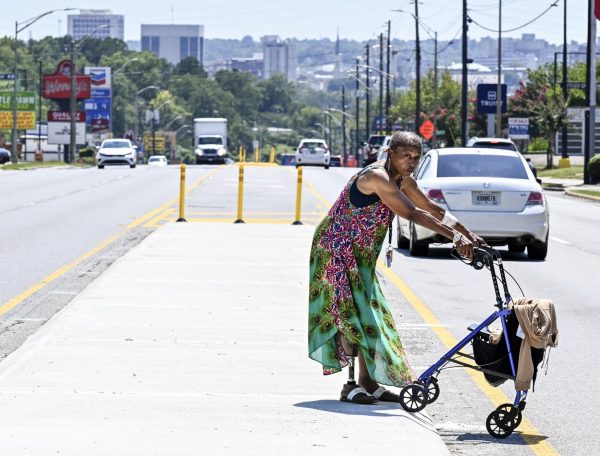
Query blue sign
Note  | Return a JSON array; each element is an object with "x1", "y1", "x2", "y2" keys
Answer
[
  {"x1": 90, "y1": 88, "x2": 111, "y2": 98},
  {"x1": 476, "y1": 84, "x2": 507, "y2": 114},
  {"x1": 508, "y1": 118, "x2": 529, "y2": 139},
  {"x1": 84, "y1": 97, "x2": 111, "y2": 127}
]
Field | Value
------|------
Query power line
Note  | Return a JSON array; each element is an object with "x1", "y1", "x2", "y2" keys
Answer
[{"x1": 468, "y1": 1, "x2": 559, "y2": 34}]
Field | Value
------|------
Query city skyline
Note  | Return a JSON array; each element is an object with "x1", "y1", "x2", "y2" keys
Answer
[{"x1": 3, "y1": 0, "x2": 590, "y2": 45}]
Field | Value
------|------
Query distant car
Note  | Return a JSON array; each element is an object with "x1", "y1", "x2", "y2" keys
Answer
[
  {"x1": 96, "y1": 139, "x2": 137, "y2": 169},
  {"x1": 364, "y1": 134, "x2": 390, "y2": 166},
  {"x1": 466, "y1": 137, "x2": 518, "y2": 151},
  {"x1": 376, "y1": 136, "x2": 394, "y2": 162},
  {"x1": 329, "y1": 155, "x2": 343, "y2": 167},
  {"x1": 279, "y1": 153, "x2": 296, "y2": 166},
  {"x1": 0, "y1": 147, "x2": 10, "y2": 164},
  {"x1": 148, "y1": 155, "x2": 168, "y2": 167},
  {"x1": 295, "y1": 139, "x2": 330, "y2": 169},
  {"x1": 397, "y1": 147, "x2": 549, "y2": 260}
]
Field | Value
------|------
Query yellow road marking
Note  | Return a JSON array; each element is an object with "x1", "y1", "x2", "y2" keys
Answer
[
  {"x1": 304, "y1": 176, "x2": 558, "y2": 455},
  {"x1": 0, "y1": 167, "x2": 226, "y2": 317}
]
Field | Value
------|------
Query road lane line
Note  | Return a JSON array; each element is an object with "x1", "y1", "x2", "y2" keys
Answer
[
  {"x1": 0, "y1": 167, "x2": 226, "y2": 318},
  {"x1": 378, "y1": 260, "x2": 559, "y2": 456},
  {"x1": 304, "y1": 176, "x2": 558, "y2": 455},
  {"x1": 550, "y1": 236, "x2": 572, "y2": 245}
]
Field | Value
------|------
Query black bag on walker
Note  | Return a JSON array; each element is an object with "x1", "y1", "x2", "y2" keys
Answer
[{"x1": 472, "y1": 312, "x2": 544, "y2": 387}]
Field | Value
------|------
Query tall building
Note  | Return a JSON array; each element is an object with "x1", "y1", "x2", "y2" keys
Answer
[
  {"x1": 67, "y1": 10, "x2": 124, "y2": 41},
  {"x1": 262, "y1": 36, "x2": 296, "y2": 82},
  {"x1": 141, "y1": 25, "x2": 204, "y2": 66}
]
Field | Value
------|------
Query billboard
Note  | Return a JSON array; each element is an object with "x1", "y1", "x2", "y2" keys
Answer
[
  {"x1": 0, "y1": 91, "x2": 36, "y2": 129},
  {"x1": 476, "y1": 84, "x2": 507, "y2": 114},
  {"x1": 47, "y1": 122, "x2": 86, "y2": 145},
  {"x1": 84, "y1": 97, "x2": 111, "y2": 132}
]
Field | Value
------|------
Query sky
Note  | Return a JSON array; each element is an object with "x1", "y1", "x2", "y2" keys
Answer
[{"x1": 2, "y1": 0, "x2": 591, "y2": 45}]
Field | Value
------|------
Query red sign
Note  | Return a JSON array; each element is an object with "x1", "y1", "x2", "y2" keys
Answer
[
  {"x1": 91, "y1": 118, "x2": 109, "y2": 132},
  {"x1": 419, "y1": 120, "x2": 435, "y2": 140},
  {"x1": 43, "y1": 75, "x2": 91, "y2": 100},
  {"x1": 596, "y1": 0, "x2": 600, "y2": 21},
  {"x1": 47, "y1": 111, "x2": 86, "y2": 122}
]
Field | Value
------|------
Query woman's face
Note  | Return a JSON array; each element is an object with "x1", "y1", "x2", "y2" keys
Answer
[{"x1": 389, "y1": 146, "x2": 421, "y2": 176}]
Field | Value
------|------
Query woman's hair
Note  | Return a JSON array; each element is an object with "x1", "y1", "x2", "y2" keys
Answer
[{"x1": 389, "y1": 131, "x2": 422, "y2": 151}]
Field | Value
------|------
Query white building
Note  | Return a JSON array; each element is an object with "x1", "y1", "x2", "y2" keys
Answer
[
  {"x1": 262, "y1": 36, "x2": 296, "y2": 82},
  {"x1": 141, "y1": 24, "x2": 204, "y2": 66},
  {"x1": 67, "y1": 10, "x2": 124, "y2": 41}
]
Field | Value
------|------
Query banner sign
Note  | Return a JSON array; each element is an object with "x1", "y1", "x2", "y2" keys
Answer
[
  {"x1": 508, "y1": 117, "x2": 530, "y2": 140},
  {"x1": 0, "y1": 74, "x2": 15, "y2": 90},
  {"x1": 43, "y1": 75, "x2": 91, "y2": 99},
  {"x1": 90, "y1": 88, "x2": 111, "y2": 97},
  {"x1": 47, "y1": 122, "x2": 86, "y2": 145},
  {"x1": 47, "y1": 111, "x2": 86, "y2": 122},
  {"x1": 0, "y1": 111, "x2": 36, "y2": 129},
  {"x1": 0, "y1": 91, "x2": 36, "y2": 111}
]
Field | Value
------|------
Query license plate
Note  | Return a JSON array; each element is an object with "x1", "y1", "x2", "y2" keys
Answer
[{"x1": 473, "y1": 191, "x2": 500, "y2": 205}]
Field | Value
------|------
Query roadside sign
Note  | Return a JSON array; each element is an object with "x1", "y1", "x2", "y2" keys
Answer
[
  {"x1": 0, "y1": 91, "x2": 36, "y2": 111},
  {"x1": 419, "y1": 120, "x2": 435, "y2": 140},
  {"x1": 47, "y1": 122, "x2": 86, "y2": 145},
  {"x1": 0, "y1": 111, "x2": 36, "y2": 129},
  {"x1": 476, "y1": 84, "x2": 507, "y2": 114},
  {"x1": 508, "y1": 118, "x2": 530, "y2": 140},
  {"x1": 0, "y1": 74, "x2": 15, "y2": 90},
  {"x1": 47, "y1": 111, "x2": 86, "y2": 122},
  {"x1": 144, "y1": 133, "x2": 165, "y2": 151}
]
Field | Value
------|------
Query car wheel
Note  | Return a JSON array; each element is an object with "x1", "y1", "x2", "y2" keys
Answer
[
  {"x1": 397, "y1": 218, "x2": 409, "y2": 249},
  {"x1": 130, "y1": 164, "x2": 136, "y2": 168},
  {"x1": 97, "y1": 165, "x2": 104, "y2": 169},
  {"x1": 324, "y1": 165, "x2": 329, "y2": 170},
  {"x1": 508, "y1": 243, "x2": 526, "y2": 253},
  {"x1": 527, "y1": 235, "x2": 548, "y2": 260},
  {"x1": 409, "y1": 223, "x2": 429, "y2": 257}
]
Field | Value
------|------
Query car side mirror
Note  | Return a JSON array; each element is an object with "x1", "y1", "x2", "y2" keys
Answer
[{"x1": 536, "y1": 178, "x2": 542, "y2": 185}]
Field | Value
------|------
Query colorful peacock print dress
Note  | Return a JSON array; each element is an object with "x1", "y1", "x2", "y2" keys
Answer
[{"x1": 308, "y1": 165, "x2": 414, "y2": 387}]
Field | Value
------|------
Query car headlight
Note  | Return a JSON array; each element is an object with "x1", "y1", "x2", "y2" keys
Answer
[
  {"x1": 217, "y1": 148, "x2": 226, "y2": 156},
  {"x1": 196, "y1": 149, "x2": 204, "y2": 156}
]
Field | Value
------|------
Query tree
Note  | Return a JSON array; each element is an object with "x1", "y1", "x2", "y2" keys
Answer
[
  {"x1": 173, "y1": 57, "x2": 207, "y2": 78},
  {"x1": 529, "y1": 89, "x2": 569, "y2": 169}
]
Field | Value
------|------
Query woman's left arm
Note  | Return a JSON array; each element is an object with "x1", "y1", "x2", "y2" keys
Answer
[{"x1": 401, "y1": 177, "x2": 486, "y2": 246}]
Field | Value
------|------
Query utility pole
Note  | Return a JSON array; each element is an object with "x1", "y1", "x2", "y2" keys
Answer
[
  {"x1": 560, "y1": 0, "x2": 570, "y2": 165},
  {"x1": 461, "y1": 0, "x2": 469, "y2": 145},
  {"x1": 69, "y1": 41, "x2": 77, "y2": 164},
  {"x1": 495, "y1": 0, "x2": 502, "y2": 137},
  {"x1": 36, "y1": 59, "x2": 42, "y2": 155},
  {"x1": 386, "y1": 20, "x2": 391, "y2": 134},
  {"x1": 379, "y1": 33, "x2": 384, "y2": 135},
  {"x1": 355, "y1": 57, "x2": 360, "y2": 161},
  {"x1": 365, "y1": 43, "x2": 370, "y2": 140},
  {"x1": 584, "y1": 0, "x2": 596, "y2": 184},
  {"x1": 342, "y1": 86, "x2": 347, "y2": 162},
  {"x1": 415, "y1": 0, "x2": 421, "y2": 135},
  {"x1": 433, "y1": 32, "x2": 438, "y2": 148}
]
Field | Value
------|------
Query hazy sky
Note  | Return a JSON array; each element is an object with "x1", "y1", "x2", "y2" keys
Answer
[{"x1": 3, "y1": 0, "x2": 590, "y2": 45}]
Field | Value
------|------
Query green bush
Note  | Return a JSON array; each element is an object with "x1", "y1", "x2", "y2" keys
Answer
[
  {"x1": 78, "y1": 147, "x2": 96, "y2": 158},
  {"x1": 527, "y1": 137, "x2": 548, "y2": 152},
  {"x1": 589, "y1": 154, "x2": 600, "y2": 183}
]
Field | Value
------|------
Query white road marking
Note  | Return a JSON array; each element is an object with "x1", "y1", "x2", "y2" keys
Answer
[
  {"x1": 550, "y1": 236, "x2": 572, "y2": 245},
  {"x1": 47, "y1": 291, "x2": 78, "y2": 295}
]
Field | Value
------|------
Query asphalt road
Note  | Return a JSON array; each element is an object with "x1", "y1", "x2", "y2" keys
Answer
[{"x1": 0, "y1": 163, "x2": 597, "y2": 455}]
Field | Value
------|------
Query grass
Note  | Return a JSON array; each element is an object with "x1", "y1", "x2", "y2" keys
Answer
[
  {"x1": 0, "y1": 161, "x2": 91, "y2": 170},
  {"x1": 538, "y1": 165, "x2": 584, "y2": 179},
  {"x1": 570, "y1": 189, "x2": 600, "y2": 198}
]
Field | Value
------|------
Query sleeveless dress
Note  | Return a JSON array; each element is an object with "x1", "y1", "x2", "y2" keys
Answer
[{"x1": 307, "y1": 164, "x2": 414, "y2": 387}]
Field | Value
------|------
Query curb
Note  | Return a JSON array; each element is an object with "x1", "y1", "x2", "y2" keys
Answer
[{"x1": 565, "y1": 187, "x2": 600, "y2": 202}]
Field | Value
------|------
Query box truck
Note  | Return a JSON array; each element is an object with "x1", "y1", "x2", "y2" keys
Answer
[{"x1": 193, "y1": 118, "x2": 228, "y2": 164}]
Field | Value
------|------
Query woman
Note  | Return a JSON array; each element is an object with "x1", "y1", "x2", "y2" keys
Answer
[{"x1": 308, "y1": 131, "x2": 483, "y2": 404}]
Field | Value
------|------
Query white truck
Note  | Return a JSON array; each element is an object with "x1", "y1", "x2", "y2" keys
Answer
[{"x1": 193, "y1": 118, "x2": 228, "y2": 164}]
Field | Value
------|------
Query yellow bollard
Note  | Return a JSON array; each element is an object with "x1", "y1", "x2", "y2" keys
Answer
[
  {"x1": 176, "y1": 163, "x2": 187, "y2": 222},
  {"x1": 255, "y1": 145, "x2": 260, "y2": 163},
  {"x1": 239, "y1": 145, "x2": 243, "y2": 163},
  {"x1": 293, "y1": 166, "x2": 303, "y2": 225},
  {"x1": 234, "y1": 165, "x2": 245, "y2": 223},
  {"x1": 270, "y1": 146, "x2": 276, "y2": 163}
]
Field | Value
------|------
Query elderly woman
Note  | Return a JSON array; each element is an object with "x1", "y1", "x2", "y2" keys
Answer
[{"x1": 308, "y1": 131, "x2": 483, "y2": 404}]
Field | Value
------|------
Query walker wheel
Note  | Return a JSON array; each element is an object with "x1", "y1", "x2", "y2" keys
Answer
[
  {"x1": 486, "y1": 404, "x2": 520, "y2": 438},
  {"x1": 399, "y1": 383, "x2": 428, "y2": 413},
  {"x1": 497, "y1": 403, "x2": 523, "y2": 429},
  {"x1": 424, "y1": 378, "x2": 440, "y2": 404}
]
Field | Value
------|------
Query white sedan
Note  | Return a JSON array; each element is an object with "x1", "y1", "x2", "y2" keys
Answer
[
  {"x1": 397, "y1": 147, "x2": 549, "y2": 260},
  {"x1": 148, "y1": 155, "x2": 168, "y2": 167}
]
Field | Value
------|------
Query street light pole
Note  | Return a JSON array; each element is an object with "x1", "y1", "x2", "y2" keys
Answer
[
  {"x1": 433, "y1": 32, "x2": 438, "y2": 148},
  {"x1": 10, "y1": 8, "x2": 75, "y2": 164},
  {"x1": 379, "y1": 33, "x2": 384, "y2": 135},
  {"x1": 342, "y1": 86, "x2": 347, "y2": 162},
  {"x1": 461, "y1": 0, "x2": 469, "y2": 146},
  {"x1": 355, "y1": 57, "x2": 360, "y2": 162},
  {"x1": 135, "y1": 85, "x2": 159, "y2": 143},
  {"x1": 365, "y1": 43, "x2": 370, "y2": 140},
  {"x1": 386, "y1": 20, "x2": 391, "y2": 135},
  {"x1": 36, "y1": 59, "x2": 42, "y2": 155},
  {"x1": 415, "y1": 0, "x2": 422, "y2": 135},
  {"x1": 561, "y1": 0, "x2": 569, "y2": 162}
]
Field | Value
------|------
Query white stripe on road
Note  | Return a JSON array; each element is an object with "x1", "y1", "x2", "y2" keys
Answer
[{"x1": 550, "y1": 236, "x2": 572, "y2": 245}]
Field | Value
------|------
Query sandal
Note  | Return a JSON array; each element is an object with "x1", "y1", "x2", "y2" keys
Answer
[
  {"x1": 340, "y1": 386, "x2": 378, "y2": 404},
  {"x1": 371, "y1": 386, "x2": 400, "y2": 402}
]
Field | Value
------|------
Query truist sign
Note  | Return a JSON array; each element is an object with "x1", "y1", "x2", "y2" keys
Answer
[{"x1": 43, "y1": 60, "x2": 91, "y2": 100}]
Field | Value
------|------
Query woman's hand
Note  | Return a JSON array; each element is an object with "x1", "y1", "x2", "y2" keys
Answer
[
  {"x1": 455, "y1": 235, "x2": 474, "y2": 259},
  {"x1": 464, "y1": 231, "x2": 486, "y2": 248}
]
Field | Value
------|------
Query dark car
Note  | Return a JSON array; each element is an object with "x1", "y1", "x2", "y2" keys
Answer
[
  {"x1": 0, "y1": 147, "x2": 10, "y2": 164},
  {"x1": 329, "y1": 155, "x2": 343, "y2": 167}
]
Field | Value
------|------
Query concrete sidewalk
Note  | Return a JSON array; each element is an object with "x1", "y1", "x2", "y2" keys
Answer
[{"x1": 0, "y1": 223, "x2": 449, "y2": 455}]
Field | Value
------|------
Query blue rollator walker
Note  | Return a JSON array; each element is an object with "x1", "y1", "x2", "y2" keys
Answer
[{"x1": 399, "y1": 246, "x2": 527, "y2": 439}]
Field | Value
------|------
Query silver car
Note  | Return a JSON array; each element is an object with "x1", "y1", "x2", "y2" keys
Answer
[
  {"x1": 295, "y1": 139, "x2": 330, "y2": 169},
  {"x1": 397, "y1": 147, "x2": 549, "y2": 260},
  {"x1": 96, "y1": 139, "x2": 137, "y2": 169}
]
